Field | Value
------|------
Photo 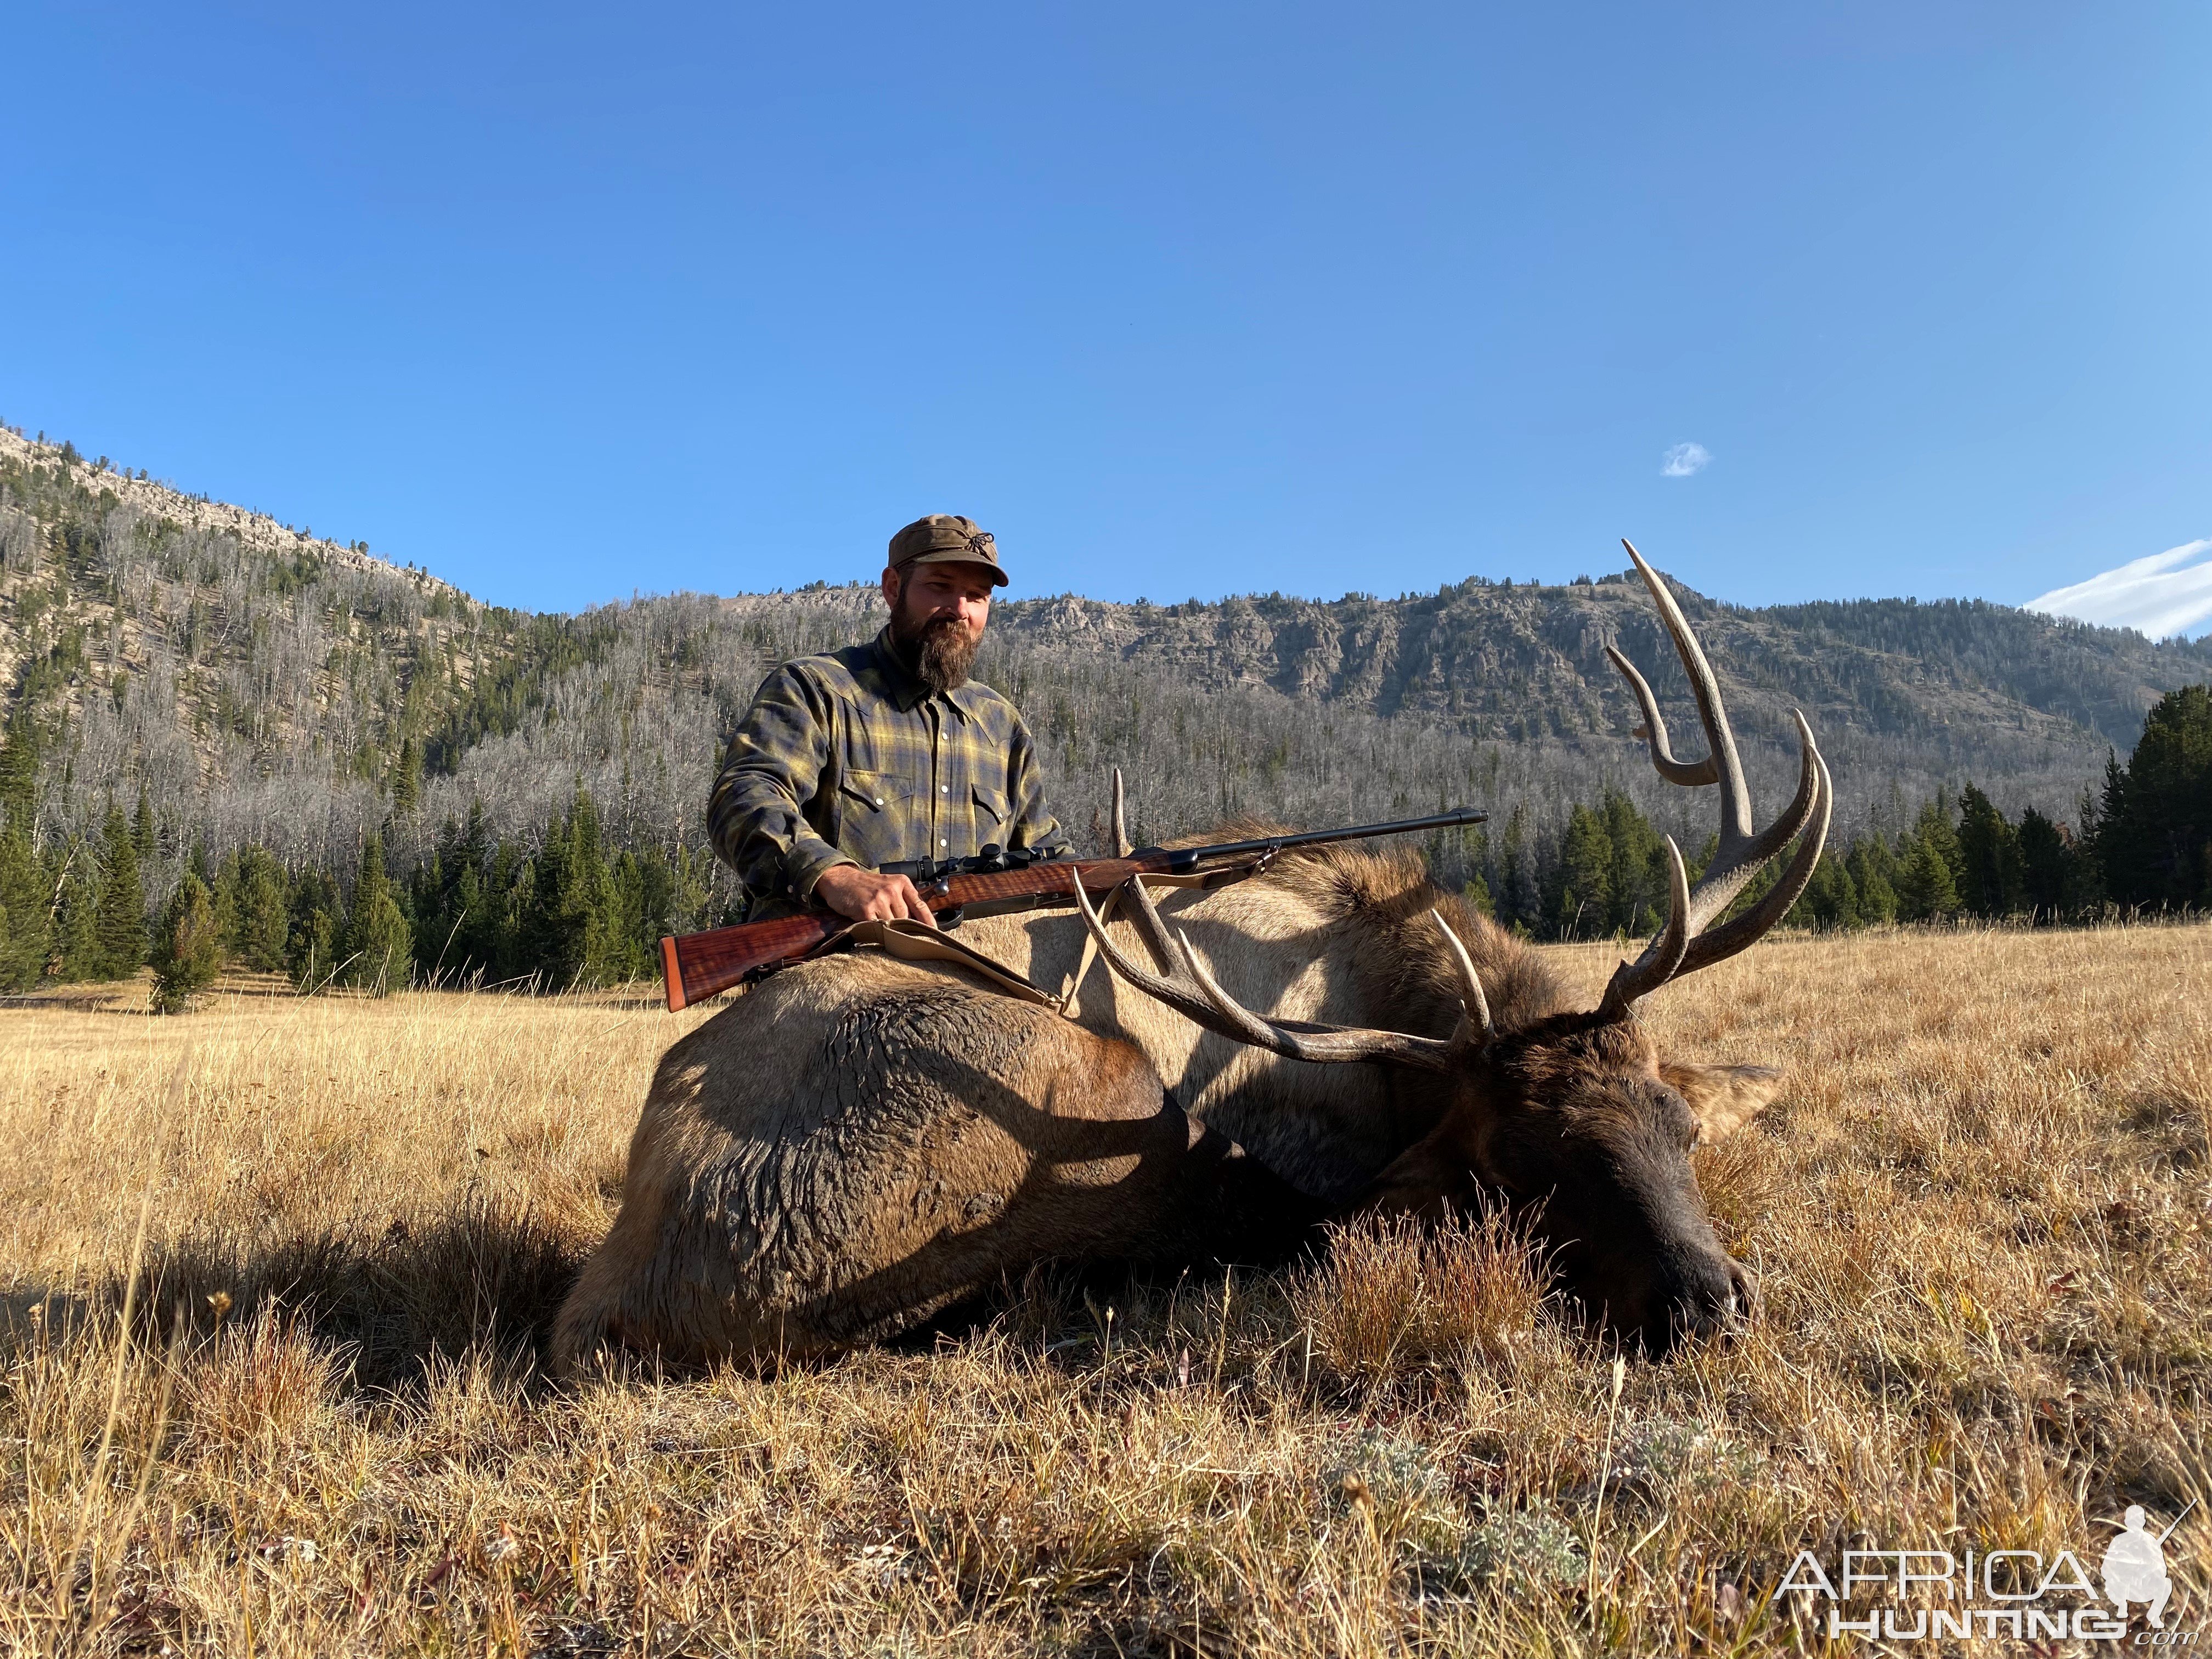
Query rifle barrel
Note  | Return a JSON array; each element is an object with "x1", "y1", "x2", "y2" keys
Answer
[
  {"x1": 1131, "y1": 806, "x2": 1488, "y2": 870},
  {"x1": 661, "y1": 805, "x2": 1488, "y2": 1010}
]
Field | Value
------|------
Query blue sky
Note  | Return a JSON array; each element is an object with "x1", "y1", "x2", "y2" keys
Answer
[{"x1": 3, "y1": 3, "x2": 2206, "y2": 617}]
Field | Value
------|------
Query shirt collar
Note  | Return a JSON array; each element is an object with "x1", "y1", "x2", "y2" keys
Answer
[{"x1": 871, "y1": 626, "x2": 979, "y2": 722}]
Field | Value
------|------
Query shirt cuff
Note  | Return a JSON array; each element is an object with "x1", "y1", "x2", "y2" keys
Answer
[{"x1": 787, "y1": 843, "x2": 857, "y2": 902}]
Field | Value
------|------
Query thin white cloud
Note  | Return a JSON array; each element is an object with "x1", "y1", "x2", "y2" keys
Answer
[
  {"x1": 1660, "y1": 442, "x2": 1710, "y2": 478},
  {"x1": 2025, "y1": 538, "x2": 2212, "y2": 641}
]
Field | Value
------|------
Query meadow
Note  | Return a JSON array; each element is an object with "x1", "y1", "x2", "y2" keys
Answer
[{"x1": 2, "y1": 925, "x2": 2207, "y2": 1656}]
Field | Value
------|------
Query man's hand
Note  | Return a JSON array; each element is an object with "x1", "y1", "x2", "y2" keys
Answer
[{"x1": 813, "y1": 863, "x2": 939, "y2": 927}]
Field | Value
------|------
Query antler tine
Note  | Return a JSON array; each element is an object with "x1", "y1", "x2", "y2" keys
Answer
[
  {"x1": 1119, "y1": 851, "x2": 1195, "y2": 975},
  {"x1": 1170, "y1": 929, "x2": 1460, "y2": 1067},
  {"x1": 1598, "y1": 836, "x2": 1692, "y2": 1017},
  {"x1": 1621, "y1": 540, "x2": 1753, "y2": 848},
  {"x1": 1679, "y1": 707, "x2": 1827, "y2": 934},
  {"x1": 1071, "y1": 872, "x2": 1206, "y2": 1013},
  {"x1": 1604, "y1": 642, "x2": 1718, "y2": 787},
  {"x1": 1072, "y1": 875, "x2": 1455, "y2": 1071},
  {"x1": 1429, "y1": 909, "x2": 1494, "y2": 1049},
  {"x1": 1672, "y1": 726, "x2": 1832, "y2": 980},
  {"x1": 1110, "y1": 766, "x2": 1133, "y2": 858}
]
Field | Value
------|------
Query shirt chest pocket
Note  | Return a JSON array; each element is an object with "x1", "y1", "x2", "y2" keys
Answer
[
  {"x1": 833, "y1": 769, "x2": 922, "y2": 867},
  {"x1": 970, "y1": 783, "x2": 1011, "y2": 844}
]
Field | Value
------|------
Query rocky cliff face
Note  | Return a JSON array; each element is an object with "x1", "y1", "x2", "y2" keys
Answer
[
  {"x1": 980, "y1": 577, "x2": 2208, "y2": 754},
  {"x1": 719, "y1": 572, "x2": 2209, "y2": 796}
]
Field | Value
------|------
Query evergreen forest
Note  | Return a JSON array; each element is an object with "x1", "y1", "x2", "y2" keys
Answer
[{"x1": 3, "y1": 427, "x2": 2208, "y2": 1003}]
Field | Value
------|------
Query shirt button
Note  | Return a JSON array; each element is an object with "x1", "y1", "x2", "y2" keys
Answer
[
  {"x1": 873, "y1": 797, "x2": 883, "y2": 806},
  {"x1": 940, "y1": 838, "x2": 948, "y2": 846},
  {"x1": 940, "y1": 785, "x2": 949, "y2": 794}
]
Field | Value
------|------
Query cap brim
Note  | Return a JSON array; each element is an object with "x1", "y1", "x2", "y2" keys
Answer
[{"x1": 900, "y1": 549, "x2": 1009, "y2": 586}]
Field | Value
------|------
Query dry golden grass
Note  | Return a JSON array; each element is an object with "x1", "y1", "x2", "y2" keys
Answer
[{"x1": 2, "y1": 926, "x2": 2208, "y2": 1655}]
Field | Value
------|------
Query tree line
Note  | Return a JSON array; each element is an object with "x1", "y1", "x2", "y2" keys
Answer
[
  {"x1": 1, "y1": 701, "x2": 728, "y2": 1001},
  {"x1": 1455, "y1": 683, "x2": 2212, "y2": 940},
  {"x1": 2, "y1": 684, "x2": 2206, "y2": 1006}
]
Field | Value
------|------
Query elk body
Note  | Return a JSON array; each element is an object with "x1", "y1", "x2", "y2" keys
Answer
[{"x1": 552, "y1": 546, "x2": 1831, "y2": 1373}]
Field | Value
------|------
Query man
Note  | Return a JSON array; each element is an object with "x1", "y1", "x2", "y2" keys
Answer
[
  {"x1": 708, "y1": 514, "x2": 1070, "y2": 924},
  {"x1": 2101, "y1": 1504, "x2": 2174, "y2": 1629}
]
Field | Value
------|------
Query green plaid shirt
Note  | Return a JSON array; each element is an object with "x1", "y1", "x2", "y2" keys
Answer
[{"x1": 709, "y1": 627, "x2": 1070, "y2": 917}]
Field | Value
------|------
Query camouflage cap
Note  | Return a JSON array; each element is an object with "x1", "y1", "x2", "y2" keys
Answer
[{"x1": 887, "y1": 515, "x2": 1008, "y2": 587}]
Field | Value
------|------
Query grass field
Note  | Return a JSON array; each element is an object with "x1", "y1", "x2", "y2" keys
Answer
[{"x1": 3, "y1": 926, "x2": 2208, "y2": 1655}]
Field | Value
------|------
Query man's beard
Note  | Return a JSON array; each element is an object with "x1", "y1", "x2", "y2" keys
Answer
[{"x1": 893, "y1": 608, "x2": 980, "y2": 693}]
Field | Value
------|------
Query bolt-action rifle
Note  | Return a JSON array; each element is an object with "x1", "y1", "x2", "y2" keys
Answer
[{"x1": 658, "y1": 807, "x2": 1488, "y2": 1012}]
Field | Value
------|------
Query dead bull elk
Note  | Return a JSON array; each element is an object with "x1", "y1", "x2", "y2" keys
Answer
[{"x1": 552, "y1": 543, "x2": 1831, "y2": 1372}]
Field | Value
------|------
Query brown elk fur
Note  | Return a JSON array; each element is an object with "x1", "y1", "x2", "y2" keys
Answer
[{"x1": 552, "y1": 836, "x2": 1783, "y2": 1374}]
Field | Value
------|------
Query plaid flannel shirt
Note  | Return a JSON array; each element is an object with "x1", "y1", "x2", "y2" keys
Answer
[{"x1": 708, "y1": 627, "x2": 1070, "y2": 917}]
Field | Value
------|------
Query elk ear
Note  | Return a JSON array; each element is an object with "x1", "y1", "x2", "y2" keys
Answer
[
  {"x1": 1661, "y1": 1060, "x2": 1782, "y2": 1143},
  {"x1": 1359, "y1": 1124, "x2": 1479, "y2": 1220}
]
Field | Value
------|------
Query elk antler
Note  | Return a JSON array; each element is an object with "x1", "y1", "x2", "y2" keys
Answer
[
  {"x1": 1073, "y1": 873, "x2": 1491, "y2": 1071},
  {"x1": 1598, "y1": 540, "x2": 1833, "y2": 1016}
]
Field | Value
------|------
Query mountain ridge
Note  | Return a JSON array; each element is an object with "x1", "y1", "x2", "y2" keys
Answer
[{"x1": 4, "y1": 426, "x2": 2208, "y2": 910}]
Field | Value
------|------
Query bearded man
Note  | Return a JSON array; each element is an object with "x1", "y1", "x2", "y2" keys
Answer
[{"x1": 708, "y1": 515, "x2": 1070, "y2": 924}]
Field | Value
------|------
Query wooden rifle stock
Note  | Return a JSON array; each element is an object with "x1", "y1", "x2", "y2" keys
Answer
[
  {"x1": 658, "y1": 806, "x2": 1486, "y2": 1012},
  {"x1": 661, "y1": 857, "x2": 1148, "y2": 1011}
]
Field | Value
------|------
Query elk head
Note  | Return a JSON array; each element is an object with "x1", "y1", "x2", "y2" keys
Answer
[{"x1": 1076, "y1": 541, "x2": 1832, "y2": 1352}]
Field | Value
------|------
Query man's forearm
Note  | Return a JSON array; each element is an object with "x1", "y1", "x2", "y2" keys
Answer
[{"x1": 708, "y1": 760, "x2": 849, "y2": 904}]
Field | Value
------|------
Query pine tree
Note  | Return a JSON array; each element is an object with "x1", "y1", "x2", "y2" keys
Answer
[
  {"x1": 1792, "y1": 854, "x2": 1859, "y2": 930},
  {"x1": 1550, "y1": 803, "x2": 1612, "y2": 940},
  {"x1": 1496, "y1": 805, "x2": 1537, "y2": 932},
  {"x1": 231, "y1": 847, "x2": 291, "y2": 971},
  {"x1": 522, "y1": 805, "x2": 576, "y2": 984},
  {"x1": 2016, "y1": 806, "x2": 2073, "y2": 922},
  {"x1": 1894, "y1": 833, "x2": 1960, "y2": 922},
  {"x1": 0, "y1": 826, "x2": 46, "y2": 992},
  {"x1": 50, "y1": 845, "x2": 99, "y2": 980},
  {"x1": 391, "y1": 735, "x2": 422, "y2": 817},
  {"x1": 481, "y1": 839, "x2": 531, "y2": 982},
  {"x1": 93, "y1": 806, "x2": 145, "y2": 979},
  {"x1": 1914, "y1": 793, "x2": 1965, "y2": 893},
  {"x1": 0, "y1": 711, "x2": 47, "y2": 989},
  {"x1": 610, "y1": 849, "x2": 662, "y2": 983},
  {"x1": 572, "y1": 791, "x2": 625, "y2": 983},
  {"x1": 520, "y1": 789, "x2": 629, "y2": 987},
  {"x1": 343, "y1": 833, "x2": 414, "y2": 994},
  {"x1": 207, "y1": 845, "x2": 240, "y2": 955},
  {"x1": 0, "y1": 708, "x2": 38, "y2": 834},
  {"x1": 445, "y1": 859, "x2": 486, "y2": 982},
  {"x1": 286, "y1": 868, "x2": 342, "y2": 991},
  {"x1": 149, "y1": 872, "x2": 222, "y2": 1013},
  {"x1": 352, "y1": 889, "x2": 414, "y2": 996},
  {"x1": 2092, "y1": 685, "x2": 2212, "y2": 909},
  {"x1": 1846, "y1": 836, "x2": 1899, "y2": 924},
  {"x1": 1598, "y1": 789, "x2": 1665, "y2": 934},
  {"x1": 1955, "y1": 785, "x2": 2025, "y2": 918}
]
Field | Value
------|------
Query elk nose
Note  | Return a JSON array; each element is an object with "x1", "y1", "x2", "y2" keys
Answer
[
  {"x1": 1725, "y1": 1259, "x2": 1761, "y2": 1324},
  {"x1": 1666, "y1": 1258, "x2": 1752, "y2": 1348}
]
